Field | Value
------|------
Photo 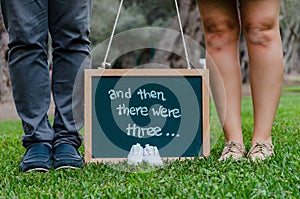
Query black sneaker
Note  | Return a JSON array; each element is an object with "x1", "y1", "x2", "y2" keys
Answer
[
  {"x1": 53, "y1": 144, "x2": 84, "y2": 170},
  {"x1": 20, "y1": 143, "x2": 52, "y2": 172}
]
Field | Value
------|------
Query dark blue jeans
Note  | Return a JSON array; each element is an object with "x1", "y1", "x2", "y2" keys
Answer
[{"x1": 1, "y1": 0, "x2": 91, "y2": 149}]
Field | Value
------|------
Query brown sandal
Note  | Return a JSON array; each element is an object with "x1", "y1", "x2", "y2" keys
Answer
[
  {"x1": 218, "y1": 141, "x2": 246, "y2": 162},
  {"x1": 247, "y1": 141, "x2": 274, "y2": 162}
]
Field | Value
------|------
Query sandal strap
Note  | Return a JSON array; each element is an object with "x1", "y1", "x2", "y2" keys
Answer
[
  {"x1": 218, "y1": 141, "x2": 246, "y2": 161},
  {"x1": 222, "y1": 141, "x2": 246, "y2": 156},
  {"x1": 247, "y1": 141, "x2": 274, "y2": 158}
]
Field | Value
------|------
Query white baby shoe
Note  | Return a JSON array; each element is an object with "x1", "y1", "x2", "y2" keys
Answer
[
  {"x1": 127, "y1": 143, "x2": 143, "y2": 166},
  {"x1": 143, "y1": 144, "x2": 163, "y2": 166}
]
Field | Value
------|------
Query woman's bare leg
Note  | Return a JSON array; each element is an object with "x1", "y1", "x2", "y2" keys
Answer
[
  {"x1": 198, "y1": 0, "x2": 244, "y2": 145},
  {"x1": 240, "y1": 0, "x2": 284, "y2": 145}
]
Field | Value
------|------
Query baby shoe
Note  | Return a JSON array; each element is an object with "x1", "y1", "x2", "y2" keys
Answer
[
  {"x1": 127, "y1": 143, "x2": 143, "y2": 165},
  {"x1": 143, "y1": 144, "x2": 163, "y2": 166}
]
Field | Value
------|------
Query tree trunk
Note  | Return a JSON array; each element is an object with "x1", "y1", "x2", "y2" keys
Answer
[
  {"x1": 152, "y1": 0, "x2": 205, "y2": 68},
  {"x1": 282, "y1": 22, "x2": 299, "y2": 74},
  {"x1": 0, "y1": 9, "x2": 11, "y2": 103}
]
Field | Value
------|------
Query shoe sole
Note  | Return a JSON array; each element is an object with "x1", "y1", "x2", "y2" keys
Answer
[
  {"x1": 26, "y1": 168, "x2": 50, "y2": 173},
  {"x1": 55, "y1": 165, "x2": 81, "y2": 170}
]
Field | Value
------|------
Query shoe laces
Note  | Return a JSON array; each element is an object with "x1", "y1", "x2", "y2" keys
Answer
[
  {"x1": 248, "y1": 141, "x2": 274, "y2": 157},
  {"x1": 222, "y1": 141, "x2": 245, "y2": 156},
  {"x1": 130, "y1": 143, "x2": 143, "y2": 155},
  {"x1": 144, "y1": 144, "x2": 158, "y2": 156}
]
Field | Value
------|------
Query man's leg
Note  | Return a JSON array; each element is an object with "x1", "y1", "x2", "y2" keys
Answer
[
  {"x1": 49, "y1": 0, "x2": 91, "y2": 169},
  {"x1": 240, "y1": 0, "x2": 283, "y2": 160},
  {"x1": 1, "y1": 0, "x2": 53, "y2": 172},
  {"x1": 49, "y1": 0, "x2": 91, "y2": 149},
  {"x1": 1, "y1": 0, "x2": 53, "y2": 148}
]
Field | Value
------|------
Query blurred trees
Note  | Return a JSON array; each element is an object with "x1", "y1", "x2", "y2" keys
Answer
[
  {"x1": 123, "y1": 0, "x2": 175, "y2": 26},
  {"x1": 280, "y1": 0, "x2": 300, "y2": 73},
  {"x1": 90, "y1": 0, "x2": 146, "y2": 46},
  {"x1": 90, "y1": 0, "x2": 175, "y2": 46}
]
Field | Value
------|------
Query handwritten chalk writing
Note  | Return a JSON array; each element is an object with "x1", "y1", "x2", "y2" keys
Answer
[
  {"x1": 151, "y1": 106, "x2": 181, "y2": 118},
  {"x1": 116, "y1": 104, "x2": 149, "y2": 116},
  {"x1": 126, "y1": 123, "x2": 162, "y2": 138},
  {"x1": 108, "y1": 88, "x2": 131, "y2": 100},
  {"x1": 107, "y1": 87, "x2": 181, "y2": 139},
  {"x1": 136, "y1": 89, "x2": 167, "y2": 101}
]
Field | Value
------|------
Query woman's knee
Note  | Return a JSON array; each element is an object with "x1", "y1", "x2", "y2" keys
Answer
[
  {"x1": 202, "y1": 16, "x2": 240, "y2": 52},
  {"x1": 242, "y1": 17, "x2": 279, "y2": 47}
]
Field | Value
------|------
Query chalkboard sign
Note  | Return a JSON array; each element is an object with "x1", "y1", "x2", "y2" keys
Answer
[{"x1": 84, "y1": 68, "x2": 210, "y2": 163}]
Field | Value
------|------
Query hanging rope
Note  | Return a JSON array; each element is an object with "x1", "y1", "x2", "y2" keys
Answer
[
  {"x1": 101, "y1": 0, "x2": 124, "y2": 68},
  {"x1": 100, "y1": 0, "x2": 191, "y2": 69},
  {"x1": 174, "y1": 0, "x2": 191, "y2": 69}
]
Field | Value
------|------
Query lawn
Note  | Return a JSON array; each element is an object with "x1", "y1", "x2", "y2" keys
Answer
[
  {"x1": 282, "y1": 86, "x2": 300, "y2": 93},
  {"x1": 0, "y1": 94, "x2": 299, "y2": 198}
]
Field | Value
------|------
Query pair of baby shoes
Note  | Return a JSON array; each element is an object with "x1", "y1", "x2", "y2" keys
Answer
[{"x1": 127, "y1": 143, "x2": 163, "y2": 166}]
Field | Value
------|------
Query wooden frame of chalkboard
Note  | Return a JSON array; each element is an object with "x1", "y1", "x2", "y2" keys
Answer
[{"x1": 84, "y1": 69, "x2": 210, "y2": 163}]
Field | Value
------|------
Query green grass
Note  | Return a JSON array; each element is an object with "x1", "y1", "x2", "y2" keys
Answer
[
  {"x1": 0, "y1": 94, "x2": 299, "y2": 198},
  {"x1": 282, "y1": 86, "x2": 300, "y2": 93}
]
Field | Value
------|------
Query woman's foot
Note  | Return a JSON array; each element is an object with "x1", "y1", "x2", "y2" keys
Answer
[
  {"x1": 247, "y1": 141, "x2": 274, "y2": 162},
  {"x1": 218, "y1": 141, "x2": 246, "y2": 162}
]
